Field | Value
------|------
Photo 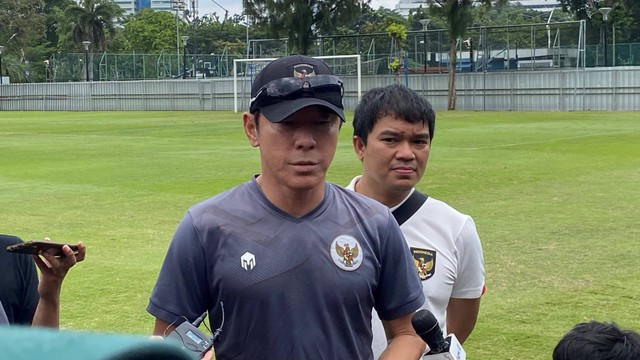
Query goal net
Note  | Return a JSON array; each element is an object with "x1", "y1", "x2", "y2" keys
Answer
[{"x1": 233, "y1": 54, "x2": 361, "y2": 113}]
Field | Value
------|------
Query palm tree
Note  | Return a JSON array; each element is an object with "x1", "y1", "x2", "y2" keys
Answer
[
  {"x1": 431, "y1": 0, "x2": 505, "y2": 110},
  {"x1": 65, "y1": 0, "x2": 122, "y2": 80},
  {"x1": 1, "y1": 53, "x2": 33, "y2": 83},
  {"x1": 243, "y1": 0, "x2": 365, "y2": 55}
]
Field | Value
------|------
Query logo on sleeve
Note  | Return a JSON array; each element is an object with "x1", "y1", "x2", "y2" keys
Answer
[
  {"x1": 241, "y1": 252, "x2": 256, "y2": 271},
  {"x1": 330, "y1": 235, "x2": 363, "y2": 271},
  {"x1": 411, "y1": 247, "x2": 435, "y2": 281}
]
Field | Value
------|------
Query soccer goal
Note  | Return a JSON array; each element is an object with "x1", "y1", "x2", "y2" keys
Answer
[{"x1": 233, "y1": 54, "x2": 362, "y2": 113}]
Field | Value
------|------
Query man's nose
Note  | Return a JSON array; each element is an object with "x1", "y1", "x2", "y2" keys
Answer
[
  {"x1": 395, "y1": 141, "x2": 415, "y2": 160},
  {"x1": 294, "y1": 127, "x2": 317, "y2": 149}
]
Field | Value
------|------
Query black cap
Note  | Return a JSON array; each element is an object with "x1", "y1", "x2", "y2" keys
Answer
[{"x1": 250, "y1": 55, "x2": 345, "y2": 123}]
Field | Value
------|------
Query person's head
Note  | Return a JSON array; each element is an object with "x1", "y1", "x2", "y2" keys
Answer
[
  {"x1": 351, "y1": 84, "x2": 435, "y2": 203},
  {"x1": 243, "y1": 55, "x2": 345, "y2": 192},
  {"x1": 553, "y1": 321, "x2": 640, "y2": 360},
  {"x1": 353, "y1": 83, "x2": 435, "y2": 145}
]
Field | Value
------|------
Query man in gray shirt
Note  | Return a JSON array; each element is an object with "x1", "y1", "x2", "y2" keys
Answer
[{"x1": 148, "y1": 55, "x2": 425, "y2": 360}]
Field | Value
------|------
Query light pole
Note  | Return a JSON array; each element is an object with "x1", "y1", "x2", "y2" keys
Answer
[
  {"x1": 82, "y1": 41, "x2": 91, "y2": 81},
  {"x1": 419, "y1": 19, "x2": 431, "y2": 74},
  {"x1": 181, "y1": 35, "x2": 189, "y2": 79},
  {"x1": 599, "y1": 7, "x2": 612, "y2": 67},
  {"x1": 241, "y1": 15, "x2": 250, "y2": 58},
  {"x1": 44, "y1": 60, "x2": 51, "y2": 82},
  {"x1": 0, "y1": 45, "x2": 4, "y2": 85},
  {"x1": 172, "y1": 0, "x2": 186, "y2": 78}
]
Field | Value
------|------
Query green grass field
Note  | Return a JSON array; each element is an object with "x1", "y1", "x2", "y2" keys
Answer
[{"x1": 1, "y1": 110, "x2": 639, "y2": 359}]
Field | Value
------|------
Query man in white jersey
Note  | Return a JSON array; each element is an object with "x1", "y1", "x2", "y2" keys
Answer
[
  {"x1": 347, "y1": 84, "x2": 485, "y2": 358},
  {"x1": 148, "y1": 56, "x2": 425, "y2": 360}
]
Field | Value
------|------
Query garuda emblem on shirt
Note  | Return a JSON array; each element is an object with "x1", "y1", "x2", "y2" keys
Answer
[
  {"x1": 330, "y1": 235, "x2": 363, "y2": 271},
  {"x1": 411, "y1": 247, "x2": 436, "y2": 281},
  {"x1": 336, "y1": 242, "x2": 359, "y2": 267}
]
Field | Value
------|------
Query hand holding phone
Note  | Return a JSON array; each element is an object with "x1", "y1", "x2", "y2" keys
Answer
[{"x1": 6, "y1": 241, "x2": 79, "y2": 258}]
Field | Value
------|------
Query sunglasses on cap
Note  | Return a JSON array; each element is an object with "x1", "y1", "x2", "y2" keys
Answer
[{"x1": 249, "y1": 74, "x2": 344, "y2": 114}]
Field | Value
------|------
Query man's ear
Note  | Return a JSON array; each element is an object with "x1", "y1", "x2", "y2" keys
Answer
[
  {"x1": 243, "y1": 112, "x2": 259, "y2": 147},
  {"x1": 352, "y1": 136, "x2": 365, "y2": 162}
]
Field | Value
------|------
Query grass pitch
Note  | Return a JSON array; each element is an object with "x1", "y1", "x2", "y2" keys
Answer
[{"x1": 1, "y1": 110, "x2": 639, "y2": 359}]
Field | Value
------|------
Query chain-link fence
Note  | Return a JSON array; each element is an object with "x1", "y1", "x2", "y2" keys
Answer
[
  {"x1": 49, "y1": 50, "x2": 240, "y2": 82},
  {"x1": 46, "y1": 21, "x2": 640, "y2": 82}
]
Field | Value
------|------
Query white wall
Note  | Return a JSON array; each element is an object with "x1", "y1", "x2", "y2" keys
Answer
[{"x1": 1, "y1": 68, "x2": 639, "y2": 112}]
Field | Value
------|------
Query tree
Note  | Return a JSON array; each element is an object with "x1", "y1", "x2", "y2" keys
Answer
[
  {"x1": 187, "y1": 14, "x2": 253, "y2": 57},
  {"x1": 386, "y1": 22, "x2": 407, "y2": 83},
  {"x1": 558, "y1": 0, "x2": 605, "y2": 20},
  {"x1": 354, "y1": 5, "x2": 406, "y2": 34},
  {"x1": 63, "y1": 0, "x2": 123, "y2": 52},
  {"x1": 0, "y1": 0, "x2": 47, "y2": 82},
  {"x1": 123, "y1": 9, "x2": 181, "y2": 53},
  {"x1": 243, "y1": 0, "x2": 369, "y2": 55},
  {"x1": 60, "y1": 0, "x2": 122, "y2": 80},
  {"x1": 557, "y1": 0, "x2": 639, "y2": 42},
  {"x1": 44, "y1": 0, "x2": 76, "y2": 50},
  {"x1": 430, "y1": 0, "x2": 506, "y2": 110},
  {"x1": 0, "y1": 0, "x2": 46, "y2": 49}
]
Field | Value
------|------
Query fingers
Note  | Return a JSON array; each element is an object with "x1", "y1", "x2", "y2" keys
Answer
[
  {"x1": 34, "y1": 237, "x2": 86, "y2": 275},
  {"x1": 75, "y1": 241, "x2": 86, "y2": 262},
  {"x1": 202, "y1": 350, "x2": 214, "y2": 360},
  {"x1": 57, "y1": 241, "x2": 86, "y2": 266},
  {"x1": 37, "y1": 248, "x2": 62, "y2": 272},
  {"x1": 58, "y1": 245, "x2": 78, "y2": 268},
  {"x1": 40, "y1": 237, "x2": 86, "y2": 263},
  {"x1": 32, "y1": 253, "x2": 52, "y2": 273}
]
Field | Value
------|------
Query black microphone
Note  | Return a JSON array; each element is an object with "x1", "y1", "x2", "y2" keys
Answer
[
  {"x1": 411, "y1": 309, "x2": 466, "y2": 359},
  {"x1": 192, "y1": 312, "x2": 207, "y2": 327},
  {"x1": 167, "y1": 312, "x2": 213, "y2": 358}
]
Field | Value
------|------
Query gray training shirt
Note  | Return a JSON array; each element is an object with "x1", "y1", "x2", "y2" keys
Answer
[{"x1": 148, "y1": 178, "x2": 424, "y2": 360}]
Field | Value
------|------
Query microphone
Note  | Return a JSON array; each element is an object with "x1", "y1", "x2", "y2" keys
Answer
[
  {"x1": 411, "y1": 309, "x2": 466, "y2": 360},
  {"x1": 167, "y1": 312, "x2": 213, "y2": 358},
  {"x1": 192, "y1": 311, "x2": 207, "y2": 327}
]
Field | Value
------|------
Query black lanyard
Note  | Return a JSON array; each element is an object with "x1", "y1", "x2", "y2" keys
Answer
[{"x1": 392, "y1": 190, "x2": 429, "y2": 226}]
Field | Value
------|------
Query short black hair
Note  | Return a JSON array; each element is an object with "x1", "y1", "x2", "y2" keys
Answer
[
  {"x1": 553, "y1": 321, "x2": 640, "y2": 360},
  {"x1": 352, "y1": 84, "x2": 435, "y2": 145}
]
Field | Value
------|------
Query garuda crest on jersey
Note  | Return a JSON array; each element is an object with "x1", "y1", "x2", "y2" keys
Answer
[
  {"x1": 411, "y1": 247, "x2": 436, "y2": 281},
  {"x1": 330, "y1": 235, "x2": 363, "y2": 271},
  {"x1": 336, "y1": 242, "x2": 359, "y2": 267}
]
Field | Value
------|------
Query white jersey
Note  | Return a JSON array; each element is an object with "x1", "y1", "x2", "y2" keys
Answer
[{"x1": 347, "y1": 176, "x2": 485, "y2": 359}]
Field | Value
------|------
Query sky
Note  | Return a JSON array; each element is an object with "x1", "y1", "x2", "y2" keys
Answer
[{"x1": 198, "y1": 0, "x2": 397, "y2": 18}]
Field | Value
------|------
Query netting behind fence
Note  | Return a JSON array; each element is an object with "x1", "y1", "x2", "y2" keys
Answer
[{"x1": 47, "y1": 21, "x2": 640, "y2": 82}]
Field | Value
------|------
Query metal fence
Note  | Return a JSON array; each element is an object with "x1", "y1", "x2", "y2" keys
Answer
[
  {"x1": 2, "y1": 67, "x2": 639, "y2": 112},
  {"x1": 41, "y1": 21, "x2": 640, "y2": 83},
  {"x1": 49, "y1": 51, "x2": 236, "y2": 82}
]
